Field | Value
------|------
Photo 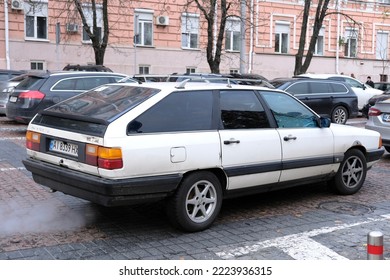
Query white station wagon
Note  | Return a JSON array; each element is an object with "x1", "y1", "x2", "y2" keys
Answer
[{"x1": 23, "y1": 82, "x2": 384, "y2": 232}]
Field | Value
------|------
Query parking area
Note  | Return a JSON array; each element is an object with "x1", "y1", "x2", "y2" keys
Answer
[{"x1": 0, "y1": 116, "x2": 389, "y2": 260}]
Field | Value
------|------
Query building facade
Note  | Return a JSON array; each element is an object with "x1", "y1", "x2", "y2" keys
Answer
[{"x1": 1, "y1": 0, "x2": 390, "y2": 81}]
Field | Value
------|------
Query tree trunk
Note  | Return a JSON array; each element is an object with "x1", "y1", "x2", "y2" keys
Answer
[{"x1": 294, "y1": 0, "x2": 330, "y2": 75}]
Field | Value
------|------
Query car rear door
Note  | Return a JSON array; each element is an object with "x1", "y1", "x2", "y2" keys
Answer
[{"x1": 218, "y1": 89, "x2": 282, "y2": 190}]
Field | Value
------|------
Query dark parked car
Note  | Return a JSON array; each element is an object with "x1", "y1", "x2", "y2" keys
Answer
[
  {"x1": 270, "y1": 78, "x2": 359, "y2": 124},
  {"x1": 0, "y1": 74, "x2": 29, "y2": 115},
  {"x1": 6, "y1": 71, "x2": 128, "y2": 123},
  {"x1": 63, "y1": 64, "x2": 113, "y2": 72},
  {"x1": 374, "y1": 82, "x2": 390, "y2": 91},
  {"x1": 0, "y1": 69, "x2": 25, "y2": 81}
]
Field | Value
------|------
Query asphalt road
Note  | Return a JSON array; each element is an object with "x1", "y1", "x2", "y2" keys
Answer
[{"x1": 0, "y1": 116, "x2": 389, "y2": 260}]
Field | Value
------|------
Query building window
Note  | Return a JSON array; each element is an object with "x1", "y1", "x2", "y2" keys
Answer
[
  {"x1": 186, "y1": 67, "x2": 196, "y2": 74},
  {"x1": 344, "y1": 29, "x2": 358, "y2": 58},
  {"x1": 275, "y1": 23, "x2": 289, "y2": 54},
  {"x1": 82, "y1": 4, "x2": 103, "y2": 43},
  {"x1": 134, "y1": 9, "x2": 153, "y2": 46},
  {"x1": 24, "y1": 1, "x2": 48, "y2": 40},
  {"x1": 181, "y1": 13, "x2": 199, "y2": 49},
  {"x1": 376, "y1": 31, "x2": 388, "y2": 60},
  {"x1": 225, "y1": 18, "x2": 241, "y2": 51},
  {"x1": 315, "y1": 28, "x2": 324, "y2": 56},
  {"x1": 31, "y1": 61, "x2": 44, "y2": 70},
  {"x1": 139, "y1": 65, "x2": 150, "y2": 74}
]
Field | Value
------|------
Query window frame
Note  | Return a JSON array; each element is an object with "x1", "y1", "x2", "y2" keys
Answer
[
  {"x1": 314, "y1": 28, "x2": 325, "y2": 56},
  {"x1": 225, "y1": 18, "x2": 241, "y2": 52},
  {"x1": 134, "y1": 9, "x2": 154, "y2": 47},
  {"x1": 181, "y1": 13, "x2": 200, "y2": 49},
  {"x1": 30, "y1": 61, "x2": 45, "y2": 71},
  {"x1": 376, "y1": 31, "x2": 389, "y2": 60},
  {"x1": 275, "y1": 22, "x2": 290, "y2": 54},
  {"x1": 81, "y1": 4, "x2": 103, "y2": 44},
  {"x1": 344, "y1": 28, "x2": 358, "y2": 58},
  {"x1": 138, "y1": 65, "x2": 150, "y2": 75},
  {"x1": 24, "y1": 1, "x2": 48, "y2": 41}
]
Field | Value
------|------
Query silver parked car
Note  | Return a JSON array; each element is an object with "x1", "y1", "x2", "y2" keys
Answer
[
  {"x1": 0, "y1": 74, "x2": 27, "y2": 115},
  {"x1": 366, "y1": 97, "x2": 390, "y2": 152}
]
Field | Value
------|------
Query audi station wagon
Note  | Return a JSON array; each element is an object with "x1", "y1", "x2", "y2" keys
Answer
[{"x1": 23, "y1": 82, "x2": 384, "y2": 232}]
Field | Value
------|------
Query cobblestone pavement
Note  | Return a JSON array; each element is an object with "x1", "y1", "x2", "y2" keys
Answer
[{"x1": 0, "y1": 116, "x2": 389, "y2": 260}]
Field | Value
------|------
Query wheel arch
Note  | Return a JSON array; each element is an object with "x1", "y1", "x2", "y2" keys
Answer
[{"x1": 181, "y1": 168, "x2": 228, "y2": 192}]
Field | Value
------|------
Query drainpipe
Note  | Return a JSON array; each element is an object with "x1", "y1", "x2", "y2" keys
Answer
[
  {"x1": 4, "y1": 0, "x2": 10, "y2": 69},
  {"x1": 240, "y1": 0, "x2": 246, "y2": 74},
  {"x1": 248, "y1": 0, "x2": 254, "y2": 73},
  {"x1": 336, "y1": 0, "x2": 340, "y2": 74}
]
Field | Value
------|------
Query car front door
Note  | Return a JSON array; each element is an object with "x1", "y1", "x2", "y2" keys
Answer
[
  {"x1": 260, "y1": 91, "x2": 337, "y2": 186},
  {"x1": 218, "y1": 90, "x2": 282, "y2": 190}
]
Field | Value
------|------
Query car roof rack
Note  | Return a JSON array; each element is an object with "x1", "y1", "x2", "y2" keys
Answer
[{"x1": 175, "y1": 78, "x2": 233, "y2": 89}]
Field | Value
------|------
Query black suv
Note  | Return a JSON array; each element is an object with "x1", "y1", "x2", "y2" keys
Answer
[
  {"x1": 270, "y1": 78, "x2": 358, "y2": 124},
  {"x1": 6, "y1": 71, "x2": 128, "y2": 123}
]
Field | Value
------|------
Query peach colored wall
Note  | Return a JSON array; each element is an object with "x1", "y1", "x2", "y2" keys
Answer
[{"x1": 1, "y1": 0, "x2": 390, "y2": 81}]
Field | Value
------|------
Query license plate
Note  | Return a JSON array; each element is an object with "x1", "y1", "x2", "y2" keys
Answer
[
  {"x1": 49, "y1": 139, "x2": 78, "y2": 157},
  {"x1": 9, "y1": 96, "x2": 17, "y2": 103},
  {"x1": 383, "y1": 114, "x2": 390, "y2": 122}
]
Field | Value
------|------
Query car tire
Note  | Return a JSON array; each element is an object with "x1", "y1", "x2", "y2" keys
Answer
[
  {"x1": 385, "y1": 146, "x2": 390, "y2": 153},
  {"x1": 166, "y1": 171, "x2": 222, "y2": 232},
  {"x1": 331, "y1": 106, "x2": 348, "y2": 124},
  {"x1": 330, "y1": 149, "x2": 367, "y2": 195}
]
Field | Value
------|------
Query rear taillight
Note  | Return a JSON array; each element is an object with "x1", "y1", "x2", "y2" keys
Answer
[
  {"x1": 86, "y1": 144, "x2": 123, "y2": 170},
  {"x1": 26, "y1": 130, "x2": 41, "y2": 151},
  {"x1": 368, "y1": 107, "x2": 382, "y2": 117},
  {"x1": 19, "y1": 90, "x2": 45, "y2": 100}
]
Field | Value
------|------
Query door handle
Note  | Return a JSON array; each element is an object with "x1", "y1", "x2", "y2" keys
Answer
[
  {"x1": 283, "y1": 135, "x2": 297, "y2": 141},
  {"x1": 224, "y1": 139, "x2": 241, "y2": 145}
]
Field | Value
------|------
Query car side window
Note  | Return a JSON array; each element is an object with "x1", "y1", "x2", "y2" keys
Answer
[
  {"x1": 220, "y1": 90, "x2": 270, "y2": 129},
  {"x1": 75, "y1": 77, "x2": 113, "y2": 90},
  {"x1": 310, "y1": 82, "x2": 332, "y2": 93},
  {"x1": 286, "y1": 82, "x2": 310, "y2": 95},
  {"x1": 127, "y1": 90, "x2": 213, "y2": 133},
  {"x1": 330, "y1": 83, "x2": 348, "y2": 93},
  {"x1": 261, "y1": 91, "x2": 318, "y2": 128},
  {"x1": 343, "y1": 77, "x2": 364, "y2": 89},
  {"x1": 52, "y1": 78, "x2": 77, "y2": 91}
]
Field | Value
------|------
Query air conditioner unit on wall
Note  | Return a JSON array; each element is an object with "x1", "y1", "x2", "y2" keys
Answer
[
  {"x1": 156, "y1": 15, "x2": 169, "y2": 26},
  {"x1": 11, "y1": 0, "x2": 23, "y2": 10},
  {"x1": 66, "y1": 23, "x2": 79, "y2": 33}
]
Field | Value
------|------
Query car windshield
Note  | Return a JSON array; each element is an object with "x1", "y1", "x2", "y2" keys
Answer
[{"x1": 43, "y1": 84, "x2": 160, "y2": 122}]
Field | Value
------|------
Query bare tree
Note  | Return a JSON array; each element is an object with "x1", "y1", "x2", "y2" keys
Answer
[
  {"x1": 294, "y1": 0, "x2": 361, "y2": 75},
  {"x1": 294, "y1": 0, "x2": 330, "y2": 76},
  {"x1": 73, "y1": 0, "x2": 109, "y2": 65},
  {"x1": 190, "y1": 0, "x2": 232, "y2": 73}
]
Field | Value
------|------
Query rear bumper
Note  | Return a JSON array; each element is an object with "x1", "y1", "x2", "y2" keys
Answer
[{"x1": 23, "y1": 158, "x2": 182, "y2": 207}]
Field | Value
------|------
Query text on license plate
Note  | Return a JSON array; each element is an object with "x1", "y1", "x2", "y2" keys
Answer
[
  {"x1": 9, "y1": 96, "x2": 17, "y2": 103},
  {"x1": 383, "y1": 114, "x2": 390, "y2": 122},
  {"x1": 49, "y1": 139, "x2": 78, "y2": 157}
]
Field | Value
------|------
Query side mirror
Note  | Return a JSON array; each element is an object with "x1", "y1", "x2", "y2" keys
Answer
[{"x1": 319, "y1": 117, "x2": 331, "y2": 128}]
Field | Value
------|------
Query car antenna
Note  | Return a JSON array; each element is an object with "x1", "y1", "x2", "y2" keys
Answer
[{"x1": 226, "y1": 78, "x2": 232, "y2": 88}]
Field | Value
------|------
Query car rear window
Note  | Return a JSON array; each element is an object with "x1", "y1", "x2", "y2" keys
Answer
[
  {"x1": 15, "y1": 76, "x2": 45, "y2": 90},
  {"x1": 43, "y1": 84, "x2": 160, "y2": 122},
  {"x1": 32, "y1": 85, "x2": 160, "y2": 136}
]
